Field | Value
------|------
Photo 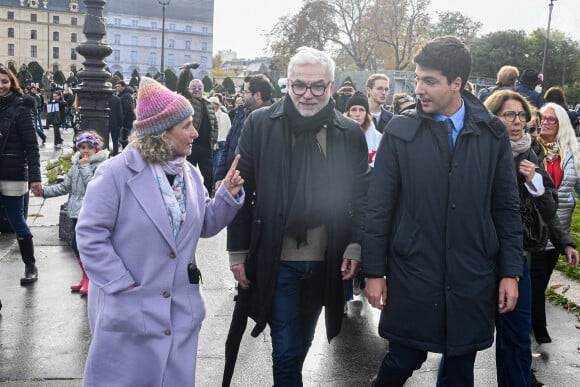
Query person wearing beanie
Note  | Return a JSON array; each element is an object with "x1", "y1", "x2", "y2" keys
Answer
[
  {"x1": 344, "y1": 91, "x2": 382, "y2": 167},
  {"x1": 514, "y1": 68, "x2": 546, "y2": 108},
  {"x1": 31, "y1": 131, "x2": 109, "y2": 296},
  {"x1": 75, "y1": 77, "x2": 245, "y2": 386}
]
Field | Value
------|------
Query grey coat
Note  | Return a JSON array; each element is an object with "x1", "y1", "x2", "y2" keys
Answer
[
  {"x1": 43, "y1": 150, "x2": 109, "y2": 219},
  {"x1": 548, "y1": 150, "x2": 580, "y2": 242}
]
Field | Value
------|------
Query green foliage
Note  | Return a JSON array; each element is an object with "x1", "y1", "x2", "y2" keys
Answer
[
  {"x1": 110, "y1": 74, "x2": 122, "y2": 86},
  {"x1": 165, "y1": 70, "x2": 177, "y2": 91},
  {"x1": 113, "y1": 71, "x2": 124, "y2": 82},
  {"x1": 202, "y1": 76, "x2": 213, "y2": 92},
  {"x1": 45, "y1": 152, "x2": 73, "y2": 185},
  {"x1": 545, "y1": 288, "x2": 580, "y2": 320},
  {"x1": 28, "y1": 62, "x2": 44, "y2": 85},
  {"x1": 130, "y1": 69, "x2": 140, "y2": 87},
  {"x1": 8, "y1": 63, "x2": 17, "y2": 74},
  {"x1": 53, "y1": 70, "x2": 66, "y2": 85},
  {"x1": 213, "y1": 54, "x2": 223, "y2": 69},
  {"x1": 222, "y1": 77, "x2": 236, "y2": 95}
]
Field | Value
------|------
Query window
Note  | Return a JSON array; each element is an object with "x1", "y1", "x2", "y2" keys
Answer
[
  {"x1": 114, "y1": 50, "x2": 120, "y2": 61},
  {"x1": 149, "y1": 52, "x2": 157, "y2": 66},
  {"x1": 185, "y1": 25, "x2": 192, "y2": 33},
  {"x1": 70, "y1": 65, "x2": 77, "y2": 73},
  {"x1": 184, "y1": 54, "x2": 191, "y2": 63},
  {"x1": 168, "y1": 39, "x2": 175, "y2": 48},
  {"x1": 53, "y1": 15, "x2": 60, "y2": 24},
  {"x1": 53, "y1": 47, "x2": 59, "y2": 59},
  {"x1": 53, "y1": 31, "x2": 59, "y2": 41},
  {"x1": 201, "y1": 56, "x2": 207, "y2": 69},
  {"x1": 71, "y1": 33, "x2": 77, "y2": 43},
  {"x1": 8, "y1": 28, "x2": 14, "y2": 38},
  {"x1": 31, "y1": 30, "x2": 37, "y2": 40},
  {"x1": 31, "y1": 14, "x2": 37, "y2": 22},
  {"x1": 151, "y1": 21, "x2": 158, "y2": 29},
  {"x1": 132, "y1": 20, "x2": 138, "y2": 28},
  {"x1": 202, "y1": 42, "x2": 207, "y2": 51},
  {"x1": 131, "y1": 36, "x2": 138, "y2": 45},
  {"x1": 167, "y1": 53, "x2": 174, "y2": 66},
  {"x1": 202, "y1": 27, "x2": 208, "y2": 35},
  {"x1": 70, "y1": 48, "x2": 77, "y2": 60},
  {"x1": 8, "y1": 44, "x2": 14, "y2": 56},
  {"x1": 114, "y1": 18, "x2": 121, "y2": 26},
  {"x1": 151, "y1": 37, "x2": 157, "y2": 47},
  {"x1": 130, "y1": 51, "x2": 137, "y2": 64},
  {"x1": 7, "y1": 12, "x2": 14, "y2": 20},
  {"x1": 31, "y1": 45, "x2": 37, "y2": 58},
  {"x1": 185, "y1": 41, "x2": 191, "y2": 50},
  {"x1": 169, "y1": 24, "x2": 175, "y2": 31},
  {"x1": 52, "y1": 65, "x2": 58, "y2": 74},
  {"x1": 71, "y1": 17, "x2": 78, "y2": 26},
  {"x1": 114, "y1": 34, "x2": 120, "y2": 44}
]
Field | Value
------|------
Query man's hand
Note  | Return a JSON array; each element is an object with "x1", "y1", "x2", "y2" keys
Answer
[
  {"x1": 29, "y1": 182, "x2": 43, "y2": 196},
  {"x1": 366, "y1": 277, "x2": 387, "y2": 310},
  {"x1": 564, "y1": 246, "x2": 579, "y2": 267},
  {"x1": 340, "y1": 258, "x2": 359, "y2": 280},
  {"x1": 230, "y1": 263, "x2": 250, "y2": 289},
  {"x1": 498, "y1": 277, "x2": 519, "y2": 314}
]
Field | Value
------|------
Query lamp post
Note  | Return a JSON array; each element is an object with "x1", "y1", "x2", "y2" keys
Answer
[
  {"x1": 158, "y1": 0, "x2": 171, "y2": 85},
  {"x1": 541, "y1": 0, "x2": 557, "y2": 82}
]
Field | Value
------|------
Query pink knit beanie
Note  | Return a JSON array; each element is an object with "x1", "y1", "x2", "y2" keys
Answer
[{"x1": 133, "y1": 77, "x2": 194, "y2": 136}]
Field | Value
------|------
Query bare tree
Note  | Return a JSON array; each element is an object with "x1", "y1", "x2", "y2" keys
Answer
[{"x1": 365, "y1": 0, "x2": 431, "y2": 70}]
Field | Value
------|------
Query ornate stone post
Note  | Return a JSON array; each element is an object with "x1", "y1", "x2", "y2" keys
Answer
[{"x1": 75, "y1": 0, "x2": 113, "y2": 148}]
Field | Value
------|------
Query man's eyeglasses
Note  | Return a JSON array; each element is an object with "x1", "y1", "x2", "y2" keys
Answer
[
  {"x1": 374, "y1": 87, "x2": 389, "y2": 93},
  {"x1": 502, "y1": 111, "x2": 529, "y2": 122},
  {"x1": 190, "y1": 86, "x2": 203, "y2": 91},
  {"x1": 290, "y1": 81, "x2": 330, "y2": 97},
  {"x1": 542, "y1": 116, "x2": 559, "y2": 125}
]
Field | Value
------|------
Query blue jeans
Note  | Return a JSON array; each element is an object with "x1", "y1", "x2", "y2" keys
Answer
[
  {"x1": 213, "y1": 141, "x2": 226, "y2": 175},
  {"x1": 495, "y1": 257, "x2": 532, "y2": 387},
  {"x1": 269, "y1": 261, "x2": 325, "y2": 387},
  {"x1": 0, "y1": 194, "x2": 31, "y2": 237},
  {"x1": 33, "y1": 112, "x2": 46, "y2": 142}
]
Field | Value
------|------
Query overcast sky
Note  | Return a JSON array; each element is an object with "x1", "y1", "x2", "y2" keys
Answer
[{"x1": 213, "y1": 0, "x2": 579, "y2": 59}]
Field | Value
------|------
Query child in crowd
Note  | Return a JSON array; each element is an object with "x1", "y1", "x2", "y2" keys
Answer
[{"x1": 31, "y1": 131, "x2": 109, "y2": 296}]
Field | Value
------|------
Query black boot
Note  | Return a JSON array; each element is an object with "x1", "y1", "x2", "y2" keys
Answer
[{"x1": 17, "y1": 234, "x2": 38, "y2": 285}]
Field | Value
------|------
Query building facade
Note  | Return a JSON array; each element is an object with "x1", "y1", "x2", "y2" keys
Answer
[
  {"x1": 0, "y1": 0, "x2": 85, "y2": 75},
  {"x1": 0, "y1": 0, "x2": 214, "y2": 81},
  {"x1": 104, "y1": 0, "x2": 214, "y2": 80}
]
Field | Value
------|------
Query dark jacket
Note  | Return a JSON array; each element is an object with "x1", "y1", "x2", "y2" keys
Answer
[
  {"x1": 107, "y1": 94, "x2": 123, "y2": 133},
  {"x1": 227, "y1": 97, "x2": 370, "y2": 340},
  {"x1": 373, "y1": 107, "x2": 394, "y2": 133},
  {"x1": 46, "y1": 99, "x2": 66, "y2": 126},
  {"x1": 514, "y1": 84, "x2": 546, "y2": 108},
  {"x1": 215, "y1": 106, "x2": 245, "y2": 182},
  {"x1": 118, "y1": 87, "x2": 136, "y2": 130},
  {"x1": 0, "y1": 93, "x2": 40, "y2": 183},
  {"x1": 362, "y1": 91, "x2": 523, "y2": 356}
]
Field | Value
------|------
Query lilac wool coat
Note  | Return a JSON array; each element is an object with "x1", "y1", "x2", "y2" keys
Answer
[{"x1": 76, "y1": 145, "x2": 244, "y2": 387}]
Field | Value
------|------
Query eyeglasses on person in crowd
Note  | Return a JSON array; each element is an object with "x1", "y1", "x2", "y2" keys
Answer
[
  {"x1": 374, "y1": 87, "x2": 389, "y2": 93},
  {"x1": 190, "y1": 86, "x2": 203, "y2": 91},
  {"x1": 290, "y1": 81, "x2": 331, "y2": 97},
  {"x1": 502, "y1": 111, "x2": 529, "y2": 122},
  {"x1": 526, "y1": 126, "x2": 538, "y2": 134},
  {"x1": 542, "y1": 116, "x2": 559, "y2": 125}
]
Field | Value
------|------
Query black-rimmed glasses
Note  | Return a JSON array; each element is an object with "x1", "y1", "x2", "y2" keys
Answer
[
  {"x1": 290, "y1": 81, "x2": 330, "y2": 97},
  {"x1": 502, "y1": 111, "x2": 529, "y2": 122}
]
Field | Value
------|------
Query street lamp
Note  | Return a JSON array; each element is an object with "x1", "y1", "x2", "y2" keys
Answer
[
  {"x1": 158, "y1": 0, "x2": 171, "y2": 85},
  {"x1": 541, "y1": 0, "x2": 557, "y2": 83}
]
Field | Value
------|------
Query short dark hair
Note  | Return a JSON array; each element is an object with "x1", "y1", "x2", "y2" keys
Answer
[
  {"x1": 413, "y1": 36, "x2": 471, "y2": 89},
  {"x1": 248, "y1": 74, "x2": 272, "y2": 101},
  {"x1": 116, "y1": 80, "x2": 127, "y2": 87}
]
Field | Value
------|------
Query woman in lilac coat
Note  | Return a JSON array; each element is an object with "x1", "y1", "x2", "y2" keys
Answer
[{"x1": 76, "y1": 77, "x2": 244, "y2": 386}]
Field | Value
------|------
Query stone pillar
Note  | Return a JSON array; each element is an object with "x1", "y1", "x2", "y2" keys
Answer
[{"x1": 75, "y1": 0, "x2": 113, "y2": 148}]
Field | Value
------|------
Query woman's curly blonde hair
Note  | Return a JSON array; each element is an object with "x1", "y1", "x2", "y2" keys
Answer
[{"x1": 129, "y1": 131, "x2": 176, "y2": 163}]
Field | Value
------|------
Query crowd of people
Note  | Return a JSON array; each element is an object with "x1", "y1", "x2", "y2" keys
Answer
[{"x1": 1, "y1": 35, "x2": 579, "y2": 387}]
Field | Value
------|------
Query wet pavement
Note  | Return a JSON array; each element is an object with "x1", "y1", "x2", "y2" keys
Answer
[{"x1": 1, "y1": 128, "x2": 579, "y2": 386}]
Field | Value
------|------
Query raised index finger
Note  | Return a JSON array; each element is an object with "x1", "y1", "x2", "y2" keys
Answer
[{"x1": 229, "y1": 154, "x2": 241, "y2": 174}]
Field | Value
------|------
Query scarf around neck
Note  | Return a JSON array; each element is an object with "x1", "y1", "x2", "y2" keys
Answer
[
  {"x1": 510, "y1": 133, "x2": 531, "y2": 158},
  {"x1": 150, "y1": 157, "x2": 186, "y2": 238},
  {"x1": 283, "y1": 96, "x2": 334, "y2": 247},
  {"x1": 538, "y1": 135, "x2": 562, "y2": 163}
]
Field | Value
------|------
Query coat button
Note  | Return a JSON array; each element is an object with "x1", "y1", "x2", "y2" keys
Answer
[
  {"x1": 164, "y1": 329, "x2": 171, "y2": 336},
  {"x1": 169, "y1": 252, "x2": 176, "y2": 259},
  {"x1": 163, "y1": 291, "x2": 170, "y2": 298},
  {"x1": 451, "y1": 204, "x2": 456, "y2": 209}
]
